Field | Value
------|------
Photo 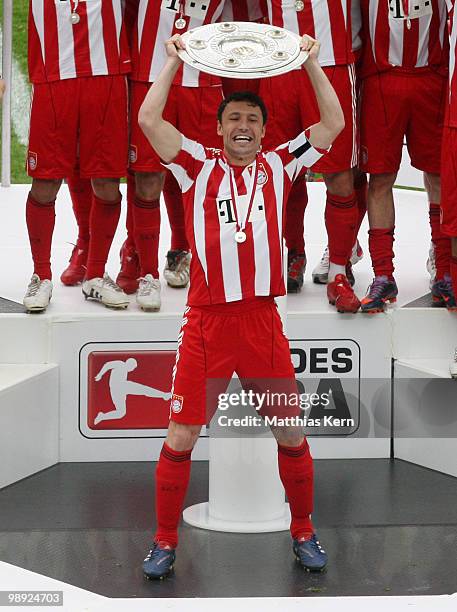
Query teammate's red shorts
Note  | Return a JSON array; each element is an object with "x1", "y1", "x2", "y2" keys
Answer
[
  {"x1": 440, "y1": 125, "x2": 457, "y2": 237},
  {"x1": 27, "y1": 75, "x2": 128, "y2": 179},
  {"x1": 129, "y1": 82, "x2": 223, "y2": 173},
  {"x1": 259, "y1": 64, "x2": 358, "y2": 173},
  {"x1": 169, "y1": 297, "x2": 299, "y2": 426},
  {"x1": 359, "y1": 69, "x2": 446, "y2": 174}
]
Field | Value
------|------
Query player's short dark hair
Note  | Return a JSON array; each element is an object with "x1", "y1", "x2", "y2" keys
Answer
[{"x1": 217, "y1": 91, "x2": 268, "y2": 125}]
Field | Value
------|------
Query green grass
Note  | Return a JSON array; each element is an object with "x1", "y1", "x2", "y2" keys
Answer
[{"x1": 1, "y1": 0, "x2": 30, "y2": 183}]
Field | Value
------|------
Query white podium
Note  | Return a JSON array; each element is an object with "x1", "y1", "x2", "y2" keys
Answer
[{"x1": 183, "y1": 436, "x2": 291, "y2": 533}]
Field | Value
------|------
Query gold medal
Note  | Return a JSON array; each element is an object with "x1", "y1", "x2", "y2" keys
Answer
[
  {"x1": 175, "y1": 18, "x2": 187, "y2": 30},
  {"x1": 295, "y1": 0, "x2": 304, "y2": 11}
]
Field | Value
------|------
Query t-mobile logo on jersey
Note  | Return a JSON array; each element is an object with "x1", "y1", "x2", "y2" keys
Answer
[
  {"x1": 217, "y1": 194, "x2": 266, "y2": 225},
  {"x1": 80, "y1": 348, "x2": 176, "y2": 438},
  {"x1": 388, "y1": 0, "x2": 432, "y2": 20},
  {"x1": 162, "y1": 0, "x2": 210, "y2": 18}
]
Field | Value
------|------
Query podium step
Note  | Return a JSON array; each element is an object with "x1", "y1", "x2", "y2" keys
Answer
[{"x1": 0, "y1": 364, "x2": 59, "y2": 489}]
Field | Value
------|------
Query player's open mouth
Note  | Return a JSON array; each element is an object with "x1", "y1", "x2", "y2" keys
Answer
[{"x1": 233, "y1": 135, "x2": 253, "y2": 142}]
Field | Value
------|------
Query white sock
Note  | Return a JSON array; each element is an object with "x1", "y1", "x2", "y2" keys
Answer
[{"x1": 328, "y1": 263, "x2": 345, "y2": 282}]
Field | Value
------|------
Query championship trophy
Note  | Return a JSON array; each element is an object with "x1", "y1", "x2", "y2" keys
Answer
[{"x1": 178, "y1": 21, "x2": 308, "y2": 79}]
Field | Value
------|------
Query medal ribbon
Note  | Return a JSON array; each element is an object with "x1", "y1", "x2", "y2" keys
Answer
[{"x1": 227, "y1": 157, "x2": 259, "y2": 238}]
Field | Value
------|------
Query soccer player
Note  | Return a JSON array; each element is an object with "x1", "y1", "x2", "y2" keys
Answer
[
  {"x1": 138, "y1": 33, "x2": 344, "y2": 578},
  {"x1": 124, "y1": 0, "x2": 225, "y2": 311},
  {"x1": 24, "y1": 0, "x2": 131, "y2": 312},
  {"x1": 260, "y1": 0, "x2": 362, "y2": 312},
  {"x1": 359, "y1": 0, "x2": 450, "y2": 313}
]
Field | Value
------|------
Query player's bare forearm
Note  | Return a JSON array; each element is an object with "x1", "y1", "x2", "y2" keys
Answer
[
  {"x1": 300, "y1": 36, "x2": 345, "y2": 150},
  {"x1": 138, "y1": 36, "x2": 185, "y2": 163}
]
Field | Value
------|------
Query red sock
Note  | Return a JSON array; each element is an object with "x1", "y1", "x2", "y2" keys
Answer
[
  {"x1": 126, "y1": 171, "x2": 136, "y2": 249},
  {"x1": 278, "y1": 439, "x2": 314, "y2": 540},
  {"x1": 284, "y1": 172, "x2": 308, "y2": 253},
  {"x1": 26, "y1": 193, "x2": 55, "y2": 280},
  {"x1": 163, "y1": 173, "x2": 189, "y2": 252},
  {"x1": 325, "y1": 191, "x2": 357, "y2": 265},
  {"x1": 67, "y1": 173, "x2": 92, "y2": 245},
  {"x1": 85, "y1": 194, "x2": 122, "y2": 279},
  {"x1": 154, "y1": 443, "x2": 192, "y2": 548},
  {"x1": 451, "y1": 256, "x2": 457, "y2": 294},
  {"x1": 132, "y1": 196, "x2": 160, "y2": 277},
  {"x1": 429, "y1": 203, "x2": 451, "y2": 279},
  {"x1": 369, "y1": 227, "x2": 395, "y2": 278},
  {"x1": 354, "y1": 171, "x2": 368, "y2": 234}
]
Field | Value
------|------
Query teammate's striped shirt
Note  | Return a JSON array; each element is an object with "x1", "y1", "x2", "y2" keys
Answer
[
  {"x1": 360, "y1": 0, "x2": 448, "y2": 77},
  {"x1": 221, "y1": 0, "x2": 264, "y2": 22},
  {"x1": 264, "y1": 0, "x2": 354, "y2": 67},
  {"x1": 446, "y1": 0, "x2": 457, "y2": 126},
  {"x1": 28, "y1": 0, "x2": 131, "y2": 83},
  {"x1": 130, "y1": 0, "x2": 225, "y2": 87},
  {"x1": 164, "y1": 134, "x2": 324, "y2": 305}
]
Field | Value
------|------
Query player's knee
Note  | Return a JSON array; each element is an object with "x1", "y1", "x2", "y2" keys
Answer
[
  {"x1": 91, "y1": 177, "x2": 121, "y2": 202},
  {"x1": 135, "y1": 171, "x2": 165, "y2": 201},
  {"x1": 424, "y1": 172, "x2": 441, "y2": 203},
  {"x1": 271, "y1": 425, "x2": 304, "y2": 448},
  {"x1": 324, "y1": 170, "x2": 354, "y2": 197},
  {"x1": 368, "y1": 173, "x2": 397, "y2": 197},
  {"x1": 30, "y1": 178, "x2": 61, "y2": 203},
  {"x1": 166, "y1": 422, "x2": 201, "y2": 451}
]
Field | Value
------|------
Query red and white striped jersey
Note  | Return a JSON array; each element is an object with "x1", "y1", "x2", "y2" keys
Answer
[
  {"x1": 446, "y1": 0, "x2": 457, "y2": 126},
  {"x1": 165, "y1": 134, "x2": 324, "y2": 305},
  {"x1": 221, "y1": 0, "x2": 264, "y2": 21},
  {"x1": 264, "y1": 0, "x2": 354, "y2": 66},
  {"x1": 360, "y1": 0, "x2": 448, "y2": 77},
  {"x1": 28, "y1": 0, "x2": 131, "y2": 83},
  {"x1": 130, "y1": 0, "x2": 225, "y2": 87}
]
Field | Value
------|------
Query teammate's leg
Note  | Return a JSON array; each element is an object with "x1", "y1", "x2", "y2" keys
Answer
[
  {"x1": 24, "y1": 178, "x2": 61, "y2": 312},
  {"x1": 133, "y1": 171, "x2": 163, "y2": 311},
  {"x1": 324, "y1": 169, "x2": 360, "y2": 313},
  {"x1": 61, "y1": 170, "x2": 93, "y2": 285},
  {"x1": 116, "y1": 170, "x2": 141, "y2": 294}
]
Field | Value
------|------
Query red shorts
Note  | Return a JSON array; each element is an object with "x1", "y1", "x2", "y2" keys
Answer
[
  {"x1": 360, "y1": 69, "x2": 446, "y2": 174},
  {"x1": 129, "y1": 82, "x2": 223, "y2": 173},
  {"x1": 169, "y1": 298, "x2": 299, "y2": 426},
  {"x1": 440, "y1": 125, "x2": 457, "y2": 237},
  {"x1": 27, "y1": 75, "x2": 128, "y2": 179},
  {"x1": 259, "y1": 64, "x2": 358, "y2": 173}
]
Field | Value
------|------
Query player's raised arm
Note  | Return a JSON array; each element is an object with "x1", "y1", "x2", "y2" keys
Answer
[
  {"x1": 300, "y1": 35, "x2": 345, "y2": 151},
  {"x1": 138, "y1": 35, "x2": 185, "y2": 163}
]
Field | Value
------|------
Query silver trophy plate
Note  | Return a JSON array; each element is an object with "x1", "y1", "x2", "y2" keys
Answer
[{"x1": 178, "y1": 22, "x2": 308, "y2": 79}]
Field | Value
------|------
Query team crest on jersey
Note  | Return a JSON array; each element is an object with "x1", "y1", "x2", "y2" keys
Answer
[
  {"x1": 257, "y1": 162, "x2": 268, "y2": 186},
  {"x1": 171, "y1": 394, "x2": 184, "y2": 413},
  {"x1": 27, "y1": 151, "x2": 37, "y2": 171},
  {"x1": 129, "y1": 145, "x2": 138, "y2": 164},
  {"x1": 388, "y1": 0, "x2": 433, "y2": 21}
]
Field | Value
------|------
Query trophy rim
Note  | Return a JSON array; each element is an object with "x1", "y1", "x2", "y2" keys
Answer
[{"x1": 178, "y1": 22, "x2": 308, "y2": 79}]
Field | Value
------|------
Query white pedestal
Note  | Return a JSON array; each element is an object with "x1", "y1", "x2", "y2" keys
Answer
[{"x1": 183, "y1": 437, "x2": 291, "y2": 533}]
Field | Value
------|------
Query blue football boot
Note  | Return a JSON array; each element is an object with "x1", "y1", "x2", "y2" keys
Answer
[
  {"x1": 143, "y1": 542, "x2": 176, "y2": 580},
  {"x1": 293, "y1": 534, "x2": 328, "y2": 572}
]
